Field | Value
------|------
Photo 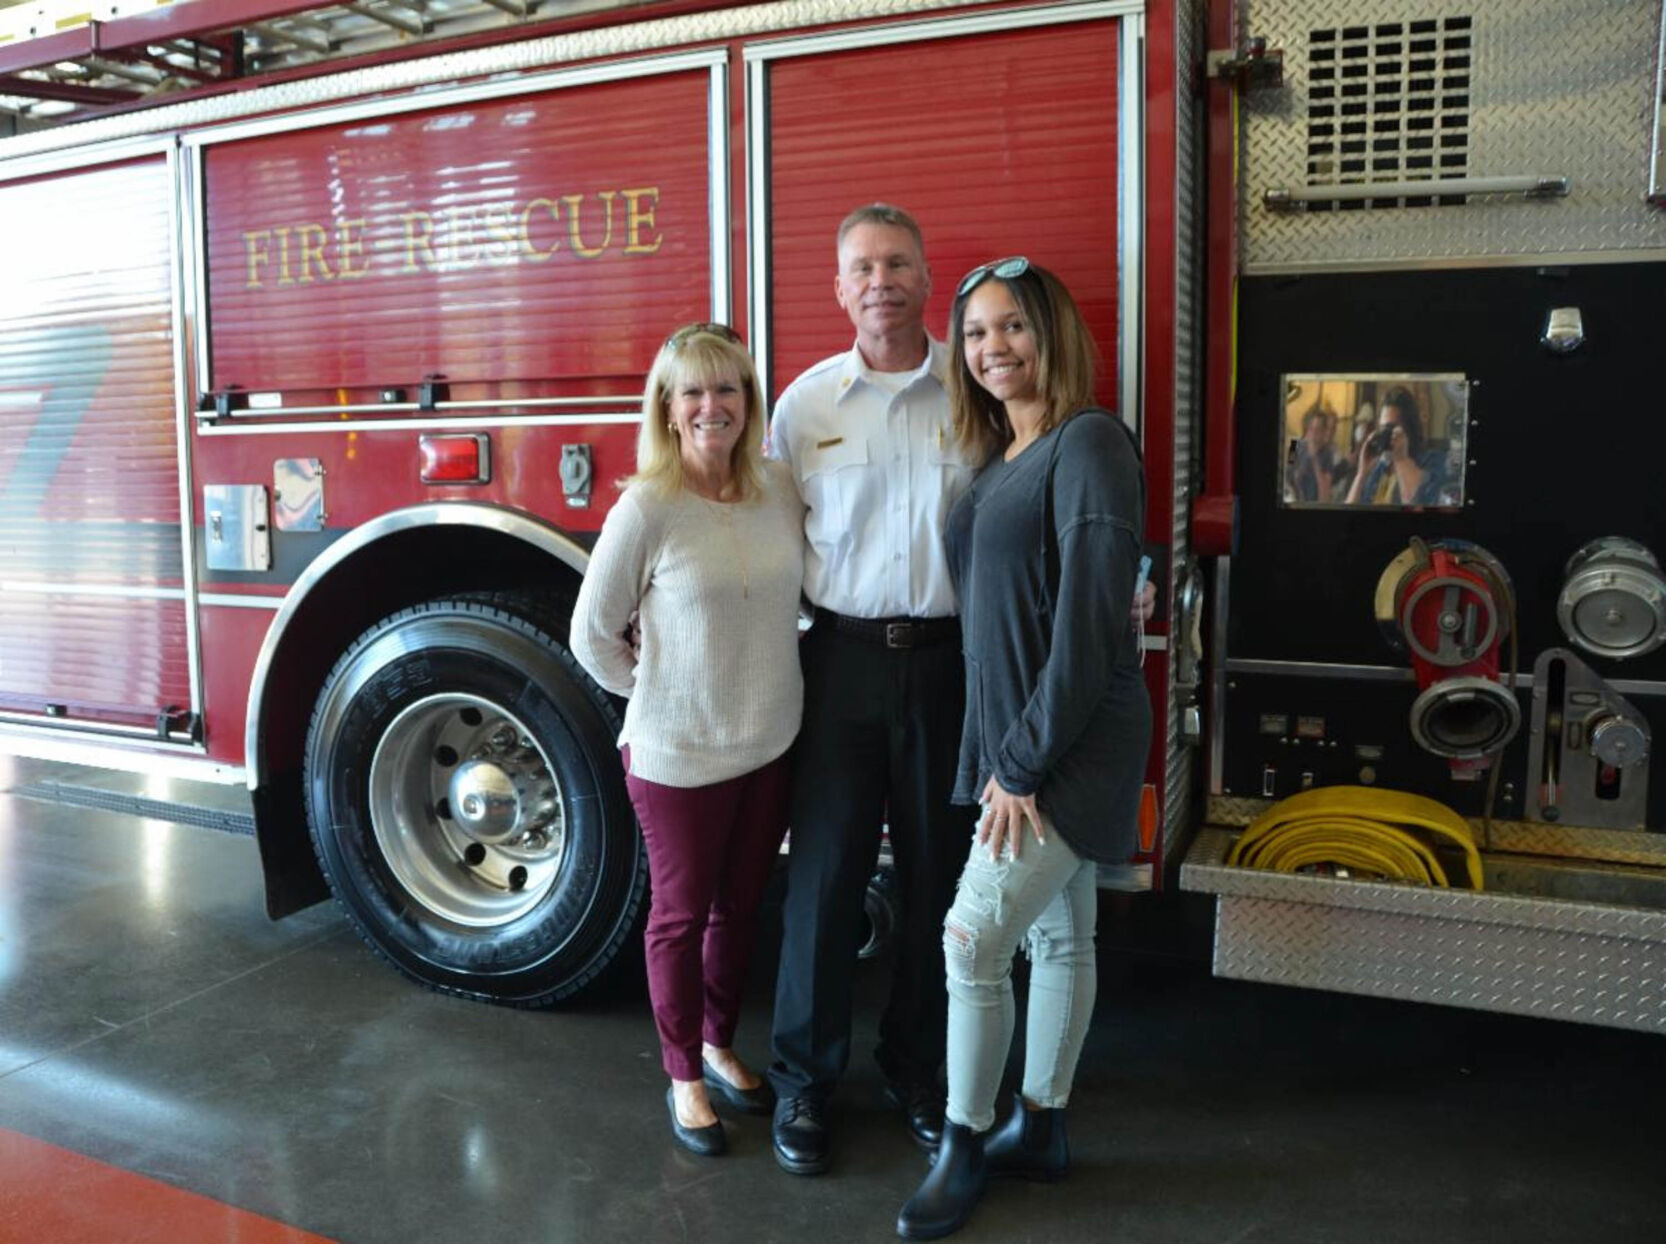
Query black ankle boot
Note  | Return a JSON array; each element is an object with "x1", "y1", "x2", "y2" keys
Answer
[
  {"x1": 896, "y1": 1121, "x2": 987, "y2": 1240},
  {"x1": 984, "y1": 1093, "x2": 1068, "y2": 1181}
]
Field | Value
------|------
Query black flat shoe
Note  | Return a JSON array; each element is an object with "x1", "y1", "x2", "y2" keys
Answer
[
  {"x1": 667, "y1": 1087, "x2": 727, "y2": 1157},
  {"x1": 702, "y1": 1058, "x2": 775, "y2": 1116}
]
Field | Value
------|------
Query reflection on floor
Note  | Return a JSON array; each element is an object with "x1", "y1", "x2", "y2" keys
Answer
[
  {"x1": 0, "y1": 1129, "x2": 336, "y2": 1243},
  {"x1": 0, "y1": 754, "x2": 1663, "y2": 1244}
]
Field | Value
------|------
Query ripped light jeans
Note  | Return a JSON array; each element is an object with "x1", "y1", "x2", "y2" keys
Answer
[{"x1": 943, "y1": 814, "x2": 1098, "y2": 1133}]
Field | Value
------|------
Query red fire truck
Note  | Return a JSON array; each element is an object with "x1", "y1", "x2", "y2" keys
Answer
[{"x1": 3, "y1": 0, "x2": 1664, "y2": 1032}]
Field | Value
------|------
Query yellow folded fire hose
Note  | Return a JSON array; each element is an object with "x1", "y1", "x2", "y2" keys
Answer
[{"x1": 1226, "y1": 786, "x2": 1483, "y2": 890}]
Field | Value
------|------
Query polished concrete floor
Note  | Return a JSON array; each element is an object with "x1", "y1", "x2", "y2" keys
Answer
[{"x1": 0, "y1": 754, "x2": 1662, "y2": 1243}]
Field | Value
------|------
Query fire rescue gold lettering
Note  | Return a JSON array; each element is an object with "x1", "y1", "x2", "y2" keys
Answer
[
  {"x1": 273, "y1": 225, "x2": 296, "y2": 286},
  {"x1": 298, "y1": 224, "x2": 333, "y2": 283},
  {"x1": 621, "y1": 187, "x2": 662, "y2": 255},
  {"x1": 520, "y1": 198, "x2": 560, "y2": 262},
  {"x1": 244, "y1": 230, "x2": 272, "y2": 289},
  {"x1": 399, "y1": 212, "x2": 436, "y2": 273},
  {"x1": 444, "y1": 208, "x2": 478, "y2": 267},
  {"x1": 562, "y1": 191, "x2": 616, "y2": 260},
  {"x1": 336, "y1": 218, "x2": 370, "y2": 279},
  {"x1": 482, "y1": 203, "x2": 520, "y2": 260},
  {"x1": 244, "y1": 187, "x2": 657, "y2": 286}
]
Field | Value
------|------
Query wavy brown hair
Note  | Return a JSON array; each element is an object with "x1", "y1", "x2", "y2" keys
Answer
[{"x1": 948, "y1": 262, "x2": 1100, "y2": 463}]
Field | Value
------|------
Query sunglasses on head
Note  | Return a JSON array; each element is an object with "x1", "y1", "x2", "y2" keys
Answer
[
  {"x1": 955, "y1": 256, "x2": 1031, "y2": 299},
  {"x1": 662, "y1": 321, "x2": 743, "y2": 353}
]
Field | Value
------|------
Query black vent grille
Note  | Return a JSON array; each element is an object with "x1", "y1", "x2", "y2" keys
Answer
[{"x1": 1305, "y1": 15, "x2": 1472, "y2": 209}]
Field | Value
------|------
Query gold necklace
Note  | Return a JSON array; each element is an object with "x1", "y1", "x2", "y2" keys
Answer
[{"x1": 698, "y1": 493, "x2": 750, "y2": 599}]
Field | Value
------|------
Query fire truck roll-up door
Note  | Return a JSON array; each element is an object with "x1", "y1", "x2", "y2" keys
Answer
[
  {"x1": 0, "y1": 154, "x2": 197, "y2": 743},
  {"x1": 1182, "y1": 0, "x2": 1666, "y2": 1035},
  {"x1": 748, "y1": 14, "x2": 1134, "y2": 420},
  {"x1": 746, "y1": 5, "x2": 1164, "y2": 887}
]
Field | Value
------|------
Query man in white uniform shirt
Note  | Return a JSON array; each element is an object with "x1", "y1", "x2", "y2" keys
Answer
[{"x1": 766, "y1": 204, "x2": 969, "y2": 1175}]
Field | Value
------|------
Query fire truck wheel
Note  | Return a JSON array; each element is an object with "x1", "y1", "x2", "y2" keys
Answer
[{"x1": 303, "y1": 592, "x2": 645, "y2": 1006}]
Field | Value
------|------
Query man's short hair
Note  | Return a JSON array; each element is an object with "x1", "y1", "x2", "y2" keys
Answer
[{"x1": 836, "y1": 203, "x2": 925, "y2": 258}]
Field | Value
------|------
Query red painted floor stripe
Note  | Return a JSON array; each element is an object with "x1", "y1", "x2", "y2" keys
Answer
[{"x1": 0, "y1": 1129, "x2": 338, "y2": 1243}]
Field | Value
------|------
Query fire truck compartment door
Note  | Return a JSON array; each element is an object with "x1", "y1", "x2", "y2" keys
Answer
[
  {"x1": 753, "y1": 12, "x2": 1131, "y2": 417},
  {"x1": 196, "y1": 67, "x2": 718, "y2": 400}
]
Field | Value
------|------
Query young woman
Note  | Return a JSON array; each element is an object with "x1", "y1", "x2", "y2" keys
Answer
[
  {"x1": 570, "y1": 323, "x2": 804, "y2": 1157},
  {"x1": 897, "y1": 261, "x2": 1151, "y2": 1238}
]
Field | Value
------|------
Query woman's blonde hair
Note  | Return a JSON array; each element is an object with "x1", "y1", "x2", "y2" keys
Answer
[
  {"x1": 627, "y1": 326, "x2": 768, "y2": 501},
  {"x1": 948, "y1": 262, "x2": 1100, "y2": 464}
]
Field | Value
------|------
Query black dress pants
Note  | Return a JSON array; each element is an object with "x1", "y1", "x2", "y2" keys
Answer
[{"x1": 769, "y1": 620, "x2": 969, "y2": 1100}]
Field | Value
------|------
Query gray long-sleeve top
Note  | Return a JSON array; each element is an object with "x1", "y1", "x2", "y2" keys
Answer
[{"x1": 943, "y1": 408, "x2": 1152, "y2": 864}]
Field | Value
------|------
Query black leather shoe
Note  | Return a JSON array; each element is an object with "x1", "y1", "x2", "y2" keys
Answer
[
  {"x1": 666, "y1": 1087, "x2": 727, "y2": 1157},
  {"x1": 703, "y1": 1059, "x2": 775, "y2": 1116},
  {"x1": 984, "y1": 1092, "x2": 1068, "y2": 1181},
  {"x1": 772, "y1": 1095, "x2": 829, "y2": 1175},
  {"x1": 896, "y1": 1121, "x2": 987, "y2": 1240},
  {"x1": 883, "y1": 1078, "x2": 945, "y2": 1150}
]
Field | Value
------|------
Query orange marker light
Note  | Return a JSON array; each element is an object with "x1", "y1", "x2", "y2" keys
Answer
[{"x1": 1137, "y1": 783, "x2": 1159, "y2": 854}]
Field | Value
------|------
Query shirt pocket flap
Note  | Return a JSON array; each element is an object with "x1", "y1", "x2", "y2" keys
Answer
[{"x1": 804, "y1": 436, "x2": 870, "y2": 477}]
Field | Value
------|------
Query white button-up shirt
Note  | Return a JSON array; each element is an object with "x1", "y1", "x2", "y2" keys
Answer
[{"x1": 768, "y1": 338, "x2": 975, "y2": 619}]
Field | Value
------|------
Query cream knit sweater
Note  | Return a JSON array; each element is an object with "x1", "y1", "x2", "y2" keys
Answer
[{"x1": 570, "y1": 461, "x2": 806, "y2": 787}]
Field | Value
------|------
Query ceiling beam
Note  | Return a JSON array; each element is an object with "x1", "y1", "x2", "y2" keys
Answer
[
  {"x1": 0, "y1": 1, "x2": 333, "y2": 77},
  {"x1": 0, "y1": 73, "x2": 144, "y2": 104}
]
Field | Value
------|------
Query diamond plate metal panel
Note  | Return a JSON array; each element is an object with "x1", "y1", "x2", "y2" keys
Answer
[
  {"x1": 1163, "y1": 0, "x2": 1204, "y2": 858},
  {"x1": 1184, "y1": 829, "x2": 1666, "y2": 1032},
  {"x1": 1216, "y1": 896, "x2": 1666, "y2": 1032},
  {"x1": 1486, "y1": 820, "x2": 1666, "y2": 868},
  {"x1": 1241, "y1": 0, "x2": 1666, "y2": 270},
  {"x1": 1184, "y1": 828, "x2": 1666, "y2": 936},
  {"x1": 1206, "y1": 794, "x2": 1276, "y2": 825}
]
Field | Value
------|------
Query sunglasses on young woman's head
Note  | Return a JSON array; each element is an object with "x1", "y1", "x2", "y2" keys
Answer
[
  {"x1": 955, "y1": 256, "x2": 1031, "y2": 299},
  {"x1": 662, "y1": 321, "x2": 744, "y2": 353}
]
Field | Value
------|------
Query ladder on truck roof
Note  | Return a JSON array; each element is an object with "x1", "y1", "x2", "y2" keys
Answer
[{"x1": 0, "y1": 0, "x2": 644, "y2": 131}]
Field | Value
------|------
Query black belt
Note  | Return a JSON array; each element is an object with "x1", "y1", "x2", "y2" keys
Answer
[{"x1": 816, "y1": 607, "x2": 960, "y2": 649}]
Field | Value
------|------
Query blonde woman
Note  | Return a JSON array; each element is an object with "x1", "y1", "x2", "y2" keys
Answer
[{"x1": 571, "y1": 323, "x2": 804, "y2": 1156}]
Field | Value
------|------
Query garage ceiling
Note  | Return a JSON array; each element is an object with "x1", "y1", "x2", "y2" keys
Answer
[{"x1": 0, "y1": 0, "x2": 648, "y2": 132}]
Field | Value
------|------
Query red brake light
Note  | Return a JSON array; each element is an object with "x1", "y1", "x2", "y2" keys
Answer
[{"x1": 419, "y1": 434, "x2": 490, "y2": 484}]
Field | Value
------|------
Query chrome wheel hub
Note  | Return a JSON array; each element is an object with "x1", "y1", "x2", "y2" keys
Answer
[{"x1": 369, "y1": 693, "x2": 567, "y2": 927}]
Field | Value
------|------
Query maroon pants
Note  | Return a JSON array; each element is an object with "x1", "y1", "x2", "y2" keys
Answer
[{"x1": 624, "y1": 748, "x2": 790, "y2": 1082}]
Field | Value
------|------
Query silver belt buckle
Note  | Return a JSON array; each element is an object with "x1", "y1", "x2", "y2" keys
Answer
[{"x1": 885, "y1": 622, "x2": 914, "y2": 649}]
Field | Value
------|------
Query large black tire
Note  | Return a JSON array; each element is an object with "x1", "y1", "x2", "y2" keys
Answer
[{"x1": 303, "y1": 592, "x2": 644, "y2": 1006}]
